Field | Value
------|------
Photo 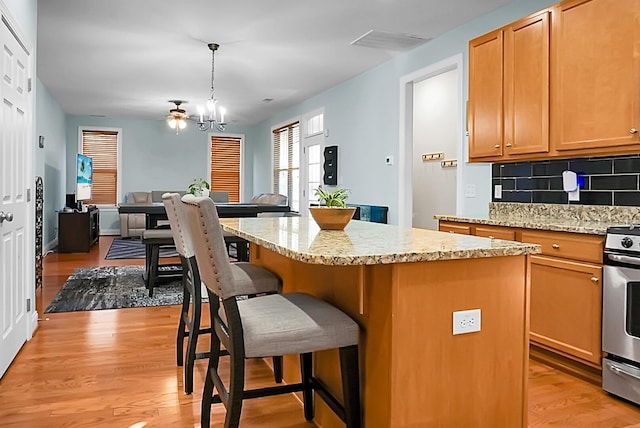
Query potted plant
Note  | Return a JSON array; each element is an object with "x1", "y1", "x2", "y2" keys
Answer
[
  {"x1": 309, "y1": 186, "x2": 356, "y2": 230},
  {"x1": 188, "y1": 177, "x2": 210, "y2": 197}
]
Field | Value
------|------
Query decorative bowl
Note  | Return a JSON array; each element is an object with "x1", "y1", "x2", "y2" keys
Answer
[{"x1": 309, "y1": 206, "x2": 356, "y2": 230}]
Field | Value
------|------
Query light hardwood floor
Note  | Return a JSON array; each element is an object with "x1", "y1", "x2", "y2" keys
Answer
[{"x1": 0, "y1": 236, "x2": 639, "y2": 427}]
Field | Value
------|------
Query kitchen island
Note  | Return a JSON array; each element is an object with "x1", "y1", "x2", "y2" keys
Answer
[{"x1": 219, "y1": 217, "x2": 540, "y2": 428}]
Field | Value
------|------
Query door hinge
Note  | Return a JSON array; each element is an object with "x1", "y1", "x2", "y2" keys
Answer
[
  {"x1": 27, "y1": 298, "x2": 31, "y2": 312},
  {"x1": 28, "y1": 78, "x2": 32, "y2": 92}
]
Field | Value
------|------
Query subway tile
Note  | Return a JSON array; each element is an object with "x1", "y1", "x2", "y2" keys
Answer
[
  {"x1": 532, "y1": 160, "x2": 569, "y2": 177},
  {"x1": 549, "y1": 177, "x2": 564, "y2": 190},
  {"x1": 492, "y1": 163, "x2": 502, "y2": 177},
  {"x1": 532, "y1": 191, "x2": 567, "y2": 204},
  {"x1": 569, "y1": 159, "x2": 613, "y2": 175},
  {"x1": 614, "y1": 192, "x2": 640, "y2": 207},
  {"x1": 591, "y1": 175, "x2": 638, "y2": 191},
  {"x1": 614, "y1": 157, "x2": 640, "y2": 174},
  {"x1": 578, "y1": 191, "x2": 612, "y2": 205},
  {"x1": 500, "y1": 163, "x2": 532, "y2": 178},
  {"x1": 517, "y1": 177, "x2": 549, "y2": 190},
  {"x1": 501, "y1": 191, "x2": 532, "y2": 203},
  {"x1": 501, "y1": 178, "x2": 516, "y2": 190}
]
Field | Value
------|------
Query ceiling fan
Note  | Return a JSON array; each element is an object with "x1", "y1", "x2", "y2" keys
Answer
[{"x1": 167, "y1": 100, "x2": 188, "y2": 133}]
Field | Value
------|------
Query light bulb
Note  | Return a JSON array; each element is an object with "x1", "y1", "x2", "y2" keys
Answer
[
  {"x1": 197, "y1": 105, "x2": 204, "y2": 123},
  {"x1": 178, "y1": 119, "x2": 187, "y2": 129},
  {"x1": 219, "y1": 107, "x2": 226, "y2": 124},
  {"x1": 168, "y1": 118, "x2": 177, "y2": 128}
]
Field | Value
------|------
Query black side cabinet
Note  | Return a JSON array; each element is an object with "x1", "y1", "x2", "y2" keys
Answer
[{"x1": 58, "y1": 207, "x2": 100, "y2": 253}]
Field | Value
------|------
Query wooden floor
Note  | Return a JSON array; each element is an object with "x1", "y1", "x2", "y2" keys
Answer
[{"x1": 1, "y1": 236, "x2": 640, "y2": 427}]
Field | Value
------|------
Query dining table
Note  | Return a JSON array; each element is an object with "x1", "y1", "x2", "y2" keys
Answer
[
  {"x1": 117, "y1": 201, "x2": 291, "y2": 230},
  {"x1": 117, "y1": 201, "x2": 291, "y2": 291}
]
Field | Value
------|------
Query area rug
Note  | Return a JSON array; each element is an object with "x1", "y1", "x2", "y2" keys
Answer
[
  {"x1": 44, "y1": 265, "x2": 204, "y2": 313},
  {"x1": 105, "y1": 237, "x2": 179, "y2": 260}
]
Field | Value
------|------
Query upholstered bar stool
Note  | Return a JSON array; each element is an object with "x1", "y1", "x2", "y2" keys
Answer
[
  {"x1": 162, "y1": 193, "x2": 283, "y2": 395},
  {"x1": 181, "y1": 195, "x2": 361, "y2": 428}
]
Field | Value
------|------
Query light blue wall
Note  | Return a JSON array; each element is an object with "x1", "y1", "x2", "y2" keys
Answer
[
  {"x1": 64, "y1": 115, "x2": 250, "y2": 232},
  {"x1": 249, "y1": 0, "x2": 557, "y2": 224},
  {"x1": 36, "y1": 79, "x2": 67, "y2": 246},
  {"x1": 34, "y1": 0, "x2": 559, "y2": 234}
]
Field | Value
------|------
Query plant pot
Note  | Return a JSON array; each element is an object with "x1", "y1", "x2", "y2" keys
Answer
[{"x1": 309, "y1": 207, "x2": 356, "y2": 230}]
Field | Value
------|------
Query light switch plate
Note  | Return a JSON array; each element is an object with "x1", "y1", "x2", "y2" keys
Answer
[{"x1": 494, "y1": 184, "x2": 502, "y2": 199}]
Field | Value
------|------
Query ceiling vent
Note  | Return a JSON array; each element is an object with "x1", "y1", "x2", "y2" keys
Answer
[{"x1": 351, "y1": 29, "x2": 431, "y2": 51}]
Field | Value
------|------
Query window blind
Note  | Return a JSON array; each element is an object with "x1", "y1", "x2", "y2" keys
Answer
[
  {"x1": 81, "y1": 130, "x2": 118, "y2": 205},
  {"x1": 273, "y1": 122, "x2": 300, "y2": 211},
  {"x1": 210, "y1": 135, "x2": 241, "y2": 203}
]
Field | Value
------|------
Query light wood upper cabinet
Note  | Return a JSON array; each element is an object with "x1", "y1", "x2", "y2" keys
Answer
[
  {"x1": 552, "y1": 0, "x2": 640, "y2": 152},
  {"x1": 468, "y1": 30, "x2": 503, "y2": 159},
  {"x1": 468, "y1": 11, "x2": 550, "y2": 161},
  {"x1": 503, "y1": 11, "x2": 550, "y2": 156}
]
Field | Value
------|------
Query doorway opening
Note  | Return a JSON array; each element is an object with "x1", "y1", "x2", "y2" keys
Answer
[{"x1": 399, "y1": 54, "x2": 464, "y2": 229}]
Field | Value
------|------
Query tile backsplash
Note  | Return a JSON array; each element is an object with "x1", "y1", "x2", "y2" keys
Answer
[{"x1": 492, "y1": 154, "x2": 640, "y2": 206}]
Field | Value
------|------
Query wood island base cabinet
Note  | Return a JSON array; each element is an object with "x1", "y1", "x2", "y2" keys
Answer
[{"x1": 251, "y1": 244, "x2": 531, "y2": 428}]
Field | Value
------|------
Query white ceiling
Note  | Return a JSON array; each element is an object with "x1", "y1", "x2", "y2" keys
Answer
[{"x1": 37, "y1": 0, "x2": 509, "y2": 126}]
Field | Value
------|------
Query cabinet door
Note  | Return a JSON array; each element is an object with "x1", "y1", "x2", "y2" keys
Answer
[
  {"x1": 552, "y1": 0, "x2": 640, "y2": 151},
  {"x1": 503, "y1": 11, "x2": 549, "y2": 156},
  {"x1": 530, "y1": 255, "x2": 602, "y2": 365},
  {"x1": 469, "y1": 29, "x2": 503, "y2": 159},
  {"x1": 438, "y1": 222, "x2": 471, "y2": 235}
]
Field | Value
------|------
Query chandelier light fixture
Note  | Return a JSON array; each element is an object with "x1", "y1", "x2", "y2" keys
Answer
[
  {"x1": 197, "y1": 43, "x2": 227, "y2": 132},
  {"x1": 167, "y1": 100, "x2": 188, "y2": 134}
]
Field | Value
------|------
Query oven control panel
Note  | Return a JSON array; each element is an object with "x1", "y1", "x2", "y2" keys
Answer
[{"x1": 605, "y1": 226, "x2": 640, "y2": 253}]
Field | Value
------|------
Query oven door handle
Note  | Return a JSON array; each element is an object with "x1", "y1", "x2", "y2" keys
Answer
[
  {"x1": 607, "y1": 362, "x2": 640, "y2": 381},
  {"x1": 607, "y1": 253, "x2": 640, "y2": 266}
]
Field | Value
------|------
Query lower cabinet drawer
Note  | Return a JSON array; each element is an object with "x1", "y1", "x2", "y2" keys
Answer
[
  {"x1": 474, "y1": 225, "x2": 516, "y2": 241},
  {"x1": 529, "y1": 255, "x2": 602, "y2": 366},
  {"x1": 438, "y1": 221, "x2": 471, "y2": 235},
  {"x1": 520, "y1": 229, "x2": 604, "y2": 264}
]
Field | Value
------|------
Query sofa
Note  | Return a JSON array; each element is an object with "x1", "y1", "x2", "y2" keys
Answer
[{"x1": 119, "y1": 190, "x2": 185, "y2": 238}]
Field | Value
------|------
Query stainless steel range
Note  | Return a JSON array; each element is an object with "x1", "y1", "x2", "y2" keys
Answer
[{"x1": 603, "y1": 226, "x2": 640, "y2": 404}]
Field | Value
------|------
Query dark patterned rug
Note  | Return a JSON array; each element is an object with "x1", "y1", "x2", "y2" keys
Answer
[
  {"x1": 44, "y1": 265, "x2": 204, "y2": 313},
  {"x1": 105, "y1": 238, "x2": 179, "y2": 259}
]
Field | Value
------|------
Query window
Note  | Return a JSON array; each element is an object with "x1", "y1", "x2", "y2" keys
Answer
[
  {"x1": 210, "y1": 135, "x2": 241, "y2": 203},
  {"x1": 273, "y1": 122, "x2": 300, "y2": 212},
  {"x1": 80, "y1": 128, "x2": 120, "y2": 205}
]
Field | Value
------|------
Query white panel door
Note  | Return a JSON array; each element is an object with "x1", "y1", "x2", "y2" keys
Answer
[{"x1": 0, "y1": 15, "x2": 30, "y2": 378}]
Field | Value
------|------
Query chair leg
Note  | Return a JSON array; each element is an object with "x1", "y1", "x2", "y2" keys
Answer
[
  {"x1": 272, "y1": 356, "x2": 283, "y2": 383},
  {"x1": 176, "y1": 285, "x2": 190, "y2": 367},
  {"x1": 184, "y1": 285, "x2": 202, "y2": 395},
  {"x1": 300, "y1": 352, "x2": 314, "y2": 421},
  {"x1": 339, "y1": 345, "x2": 361, "y2": 428},
  {"x1": 224, "y1": 349, "x2": 245, "y2": 428},
  {"x1": 148, "y1": 244, "x2": 159, "y2": 297},
  {"x1": 201, "y1": 331, "x2": 221, "y2": 428}
]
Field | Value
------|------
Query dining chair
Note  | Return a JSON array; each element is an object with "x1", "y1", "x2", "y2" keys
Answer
[
  {"x1": 162, "y1": 193, "x2": 283, "y2": 395},
  {"x1": 181, "y1": 194, "x2": 361, "y2": 428}
]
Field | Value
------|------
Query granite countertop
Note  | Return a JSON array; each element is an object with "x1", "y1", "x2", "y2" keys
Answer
[
  {"x1": 434, "y1": 203, "x2": 640, "y2": 236},
  {"x1": 219, "y1": 217, "x2": 540, "y2": 266},
  {"x1": 434, "y1": 214, "x2": 611, "y2": 235}
]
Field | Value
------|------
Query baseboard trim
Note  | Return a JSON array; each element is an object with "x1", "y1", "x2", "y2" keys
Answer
[{"x1": 530, "y1": 344, "x2": 602, "y2": 386}]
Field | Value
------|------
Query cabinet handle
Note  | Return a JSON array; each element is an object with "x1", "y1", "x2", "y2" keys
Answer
[
  {"x1": 631, "y1": 128, "x2": 638, "y2": 134},
  {"x1": 488, "y1": 235, "x2": 495, "y2": 239},
  {"x1": 552, "y1": 243, "x2": 560, "y2": 249},
  {"x1": 494, "y1": 144, "x2": 500, "y2": 149},
  {"x1": 591, "y1": 277, "x2": 599, "y2": 283},
  {"x1": 505, "y1": 143, "x2": 512, "y2": 147}
]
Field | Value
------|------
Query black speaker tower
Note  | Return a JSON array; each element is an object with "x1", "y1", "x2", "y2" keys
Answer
[{"x1": 323, "y1": 145, "x2": 338, "y2": 185}]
